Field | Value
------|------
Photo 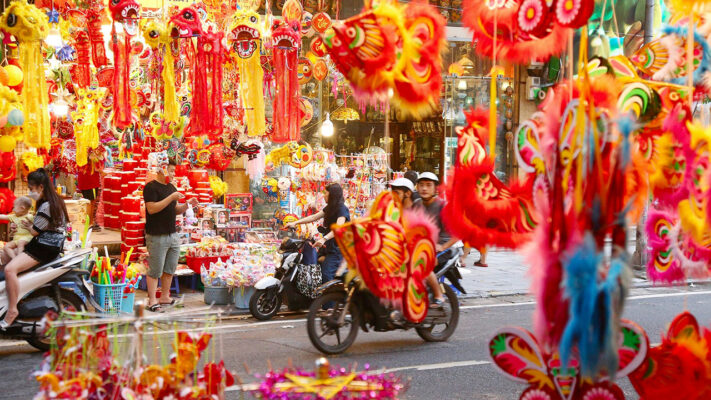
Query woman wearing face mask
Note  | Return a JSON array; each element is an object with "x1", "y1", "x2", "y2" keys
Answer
[
  {"x1": 286, "y1": 183, "x2": 350, "y2": 283},
  {"x1": 1, "y1": 169, "x2": 69, "y2": 329}
]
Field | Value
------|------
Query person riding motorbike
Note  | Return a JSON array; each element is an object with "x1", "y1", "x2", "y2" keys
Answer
[
  {"x1": 389, "y1": 178, "x2": 445, "y2": 307},
  {"x1": 286, "y1": 183, "x2": 350, "y2": 284}
]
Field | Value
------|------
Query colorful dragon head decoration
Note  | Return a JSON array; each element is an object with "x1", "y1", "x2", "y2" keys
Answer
[
  {"x1": 142, "y1": 19, "x2": 169, "y2": 49},
  {"x1": 332, "y1": 191, "x2": 437, "y2": 323},
  {"x1": 108, "y1": 0, "x2": 140, "y2": 24},
  {"x1": 228, "y1": 1, "x2": 262, "y2": 57},
  {"x1": 0, "y1": 0, "x2": 49, "y2": 42},
  {"x1": 169, "y1": 5, "x2": 204, "y2": 38},
  {"x1": 323, "y1": 0, "x2": 445, "y2": 119}
]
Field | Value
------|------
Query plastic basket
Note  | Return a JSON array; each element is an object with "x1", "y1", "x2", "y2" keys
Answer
[
  {"x1": 120, "y1": 292, "x2": 135, "y2": 314},
  {"x1": 92, "y1": 282, "x2": 126, "y2": 313},
  {"x1": 204, "y1": 286, "x2": 232, "y2": 305},
  {"x1": 233, "y1": 286, "x2": 256, "y2": 309}
]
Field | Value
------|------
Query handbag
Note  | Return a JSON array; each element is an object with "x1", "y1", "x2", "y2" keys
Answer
[
  {"x1": 296, "y1": 263, "x2": 322, "y2": 299},
  {"x1": 36, "y1": 231, "x2": 65, "y2": 249}
]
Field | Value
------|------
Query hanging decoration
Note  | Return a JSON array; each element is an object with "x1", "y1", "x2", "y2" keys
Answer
[
  {"x1": 462, "y1": 0, "x2": 572, "y2": 63},
  {"x1": 72, "y1": 87, "x2": 105, "y2": 167},
  {"x1": 169, "y1": 5, "x2": 225, "y2": 139},
  {"x1": 108, "y1": 0, "x2": 141, "y2": 130},
  {"x1": 332, "y1": 191, "x2": 437, "y2": 323},
  {"x1": 489, "y1": 320, "x2": 648, "y2": 400},
  {"x1": 228, "y1": 0, "x2": 266, "y2": 137},
  {"x1": 143, "y1": 20, "x2": 180, "y2": 124},
  {"x1": 442, "y1": 107, "x2": 539, "y2": 251},
  {"x1": 270, "y1": 0, "x2": 303, "y2": 142},
  {"x1": 0, "y1": 0, "x2": 50, "y2": 149},
  {"x1": 323, "y1": 0, "x2": 446, "y2": 119}
]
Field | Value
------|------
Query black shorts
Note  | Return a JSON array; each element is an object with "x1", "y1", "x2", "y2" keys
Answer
[
  {"x1": 24, "y1": 236, "x2": 62, "y2": 264},
  {"x1": 81, "y1": 188, "x2": 100, "y2": 201}
]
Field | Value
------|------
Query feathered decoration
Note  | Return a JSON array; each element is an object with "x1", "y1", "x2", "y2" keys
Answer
[
  {"x1": 558, "y1": 234, "x2": 629, "y2": 379},
  {"x1": 645, "y1": 208, "x2": 687, "y2": 284},
  {"x1": 323, "y1": 0, "x2": 446, "y2": 119},
  {"x1": 461, "y1": 0, "x2": 571, "y2": 63},
  {"x1": 229, "y1": 6, "x2": 266, "y2": 137},
  {"x1": 629, "y1": 311, "x2": 711, "y2": 400},
  {"x1": 442, "y1": 107, "x2": 538, "y2": 250},
  {"x1": 1, "y1": 0, "x2": 50, "y2": 149},
  {"x1": 332, "y1": 191, "x2": 437, "y2": 323},
  {"x1": 270, "y1": 0, "x2": 302, "y2": 142}
]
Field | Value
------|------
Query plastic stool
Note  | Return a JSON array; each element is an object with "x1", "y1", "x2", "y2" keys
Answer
[{"x1": 138, "y1": 274, "x2": 180, "y2": 295}]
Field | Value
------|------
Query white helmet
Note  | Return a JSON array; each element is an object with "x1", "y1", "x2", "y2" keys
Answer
[
  {"x1": 389, "y1": 177, "x2": 415, "y2": 192},
  {"x1": 417, "y1": 172, "x2": 439, "y2": 184}
]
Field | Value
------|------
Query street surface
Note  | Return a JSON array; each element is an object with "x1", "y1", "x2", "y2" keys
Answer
[{"x1": 1, "y1": 285, "x2": 710, "y2": 399}]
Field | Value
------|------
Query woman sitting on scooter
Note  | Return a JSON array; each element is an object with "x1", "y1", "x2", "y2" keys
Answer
[
  {"x1": 286, "y1": 183, "x2": 350, "y2": 283},
  {"x1": 1, "y1": 169, "x2": 68, "y2": 328}
]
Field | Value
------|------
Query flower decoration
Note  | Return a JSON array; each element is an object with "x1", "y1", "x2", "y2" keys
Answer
[
  {"x1": 554, "y1": 0, "x2": 594, "y2": 29},
  {"x1": 517, "y1": 0, "x2": 551, "y2": 36}
]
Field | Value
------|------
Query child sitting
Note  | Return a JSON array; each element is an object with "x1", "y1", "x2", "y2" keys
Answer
[{"x1": 0, "y1": 196, "x2": 34, "y2": 260}]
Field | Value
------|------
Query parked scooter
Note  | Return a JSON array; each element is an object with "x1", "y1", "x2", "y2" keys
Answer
[
  {"x1": 306, "y1": 250, "x2": 460, "y2": 354},
  {"x1": 249, "y1": 237, "x2": 321, "y2": 320},
  {"x1": 0, "y1": 249, "x2": 96, "y2": 350}
]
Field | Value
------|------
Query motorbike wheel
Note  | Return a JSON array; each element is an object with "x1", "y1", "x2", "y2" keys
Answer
[
  {"x1": 26, "y1": 289, "x2": 86, "y2": 351},
  {"x1": 416, "y1": 285, "x2": 459, "y2": 342},
  {"x1": 249, "y1": 288, "x2": 282, "y2": 321},
  {"x1": 306, "y1": 292, "x2": 359, "y2": 355}
]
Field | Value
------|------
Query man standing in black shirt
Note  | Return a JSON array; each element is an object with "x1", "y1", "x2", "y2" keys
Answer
[{"x1": 143, "y1": 159, "x2": 198, "y2": 312}]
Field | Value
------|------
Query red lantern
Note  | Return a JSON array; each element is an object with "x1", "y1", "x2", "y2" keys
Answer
[
  {"x1": 0, "y1": 188, "x2": 15, "y2": 214},
  {"x1": 0, "y1": 152, "x2": 16, "y2": 183}
]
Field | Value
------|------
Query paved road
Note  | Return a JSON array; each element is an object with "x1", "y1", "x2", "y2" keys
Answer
[{"x1": 2, "y1": 286, "x2": 711, "y2": 399}]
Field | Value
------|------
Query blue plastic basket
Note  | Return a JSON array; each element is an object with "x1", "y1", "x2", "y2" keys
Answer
[
  {"x1": 120, "y1": 292, "x2": 135, "y2": 313},
  {"x1": 92, "y1": 282, "x2": 126, "y2": 313}
]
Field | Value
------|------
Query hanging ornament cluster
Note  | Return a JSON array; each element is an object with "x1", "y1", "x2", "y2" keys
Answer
[
  {"x1": 0, "y1": 0, "x2": 50, "y2": 149},
  {"x1": 461, "y1": 0, "x2": 595, "y2": 63},
  {"x1": 322, "y1": 0, "x2": 446, "y2": 119},
  {"x1": 227, "y1": 0, "x2": 266, "y2": 137},
  {"x1": 169, "y1": 5, "x2": 225, "y2": 139},
  {"x1": 270, "y1": 0, "x2": 303, "y2": 142}
]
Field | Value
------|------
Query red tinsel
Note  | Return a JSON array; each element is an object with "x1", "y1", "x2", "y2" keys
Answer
[
  {"x1": 0, "y1": 188, "x2": 15, "y2": 215},
  {"x1": 111, "y1": 24, "x2": 132, "y2": 129},
  {"x1": 0, "y1": 152, "x2": 16, "y2": 183}
]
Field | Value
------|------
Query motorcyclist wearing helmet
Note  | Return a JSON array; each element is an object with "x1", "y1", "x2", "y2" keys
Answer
[
  {"x1": 389, "y1": 178, "x2": 446, "y2": 307},
  {"x1": 412, "y1": 172, "x2": 459, "y2": 253}
]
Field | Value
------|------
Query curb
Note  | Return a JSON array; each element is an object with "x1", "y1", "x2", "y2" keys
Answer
[{"x1": 456, "y1": 279, "x2": 711, "y2": 300}]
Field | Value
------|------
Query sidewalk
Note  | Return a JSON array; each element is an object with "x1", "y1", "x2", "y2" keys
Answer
[{"x1": 456, "y1": 249, "x2": 649, "y2": 299}]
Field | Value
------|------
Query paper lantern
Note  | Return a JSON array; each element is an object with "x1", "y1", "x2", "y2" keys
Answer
[
  {"x1": 0, "y1": 151, "x2": 16, "y2": 182},
  {"x1": 0, "y1": 135, "x2": 16, "y2": 152},
  {"x1": 4, "y1": 65, "x2": 23, "y2": 87},
  {"x1": 6, "y1": 109, "x2": 24, "y2": 126},
  {"x1": 312, "y1": 12, "x2": 332, "y2": 33},
  {"x1": 0, "y1": 188, "x2": 15, "y2": 214},
  {"x1": 313, "y1": 60, "x2": 328, "y2": 81}
]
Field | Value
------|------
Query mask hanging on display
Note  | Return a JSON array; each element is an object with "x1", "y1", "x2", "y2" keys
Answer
[
  {"x1": 229, "y1": 0, "x2": 266, "y2": 137},
  {"x1": 109, "y1": 0, "x2": 141, "y2": 130},
  {"x1": 143, "y1": 20, "x2": 179, "y2": 124},
  {"x1": 169, "y1": 5, "x2": 225, "y2": 139},
  {"x1": 0, "y1": 0, "x2": 50, "y2": 149},
  {"x1": 270, "y1": 0, "x2": 302, "y2": 143},
  {"x1": 72, "y1": 87, "x2": 106, "y2": 167}
]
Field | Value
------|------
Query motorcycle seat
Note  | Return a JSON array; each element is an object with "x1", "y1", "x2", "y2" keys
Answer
[{"x1": 0, "y1": 250, "x2": 88, "y2": 282}]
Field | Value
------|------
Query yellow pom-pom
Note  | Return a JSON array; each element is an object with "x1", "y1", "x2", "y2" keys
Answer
[
  {"x1": 0, "y1": 135, "x2": 16, "y2": 152},
  {"x1": 4, "y1": 65, "x2": 22, "y2": 87}
]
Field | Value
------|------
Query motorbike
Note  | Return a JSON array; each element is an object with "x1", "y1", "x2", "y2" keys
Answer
[
  {"x1": 249, "y1": 237, "x2": 320, "y2": 320},
  {"x1": 306, "y1": 249, "x2": 461, "y2": 354},
  {"x1": 0, "y1": 248, "x2": 96, "y2": 351}
]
